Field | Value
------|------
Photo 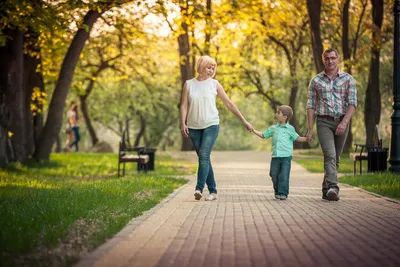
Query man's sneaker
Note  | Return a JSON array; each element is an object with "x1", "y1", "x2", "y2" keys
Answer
[
  {"x1": 322, "y1": 194, "x2": 328, "y2": 200},
  {"x1": 279, "y1": 195, "x2": 287, "y2": 200},
  {"x1": 326, "y1": 188, "x2": 339, "y2": 201},
  {"x1": 205, "y1": 193, "x2": 217, "y2": 201},
  {"x1": 275, "y1": 194, "x2": 280, "y2": 199},
  {"x1": 194, "y1": 190, "x2": 202, "y2": 200}
]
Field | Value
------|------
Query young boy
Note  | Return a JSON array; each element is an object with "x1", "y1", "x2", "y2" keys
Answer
[{"x1": 252, "y1": 105, "x2": 309, "y2": 200}]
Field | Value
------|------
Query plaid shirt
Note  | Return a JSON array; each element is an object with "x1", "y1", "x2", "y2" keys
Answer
[{"x1": 306, "y1": 70, "x2": 357, "y2": 119}]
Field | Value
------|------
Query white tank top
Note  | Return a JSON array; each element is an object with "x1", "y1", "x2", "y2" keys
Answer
[{"x1": 186, "y1": 78, "x2": 220, "y2": 129}]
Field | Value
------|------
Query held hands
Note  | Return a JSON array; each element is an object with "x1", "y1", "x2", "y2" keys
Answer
[
  {"x1": 243, "y1": 121, "x2": 253, "y2": 132},
  {"x1": 180, "y1": 124, "x2": 189, "y2": 138},
  {"x1": 306, "y1": 130, "x2": 315, "y2": 142}
]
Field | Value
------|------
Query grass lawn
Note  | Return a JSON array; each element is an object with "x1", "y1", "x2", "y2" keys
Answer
[
  {"x1": 0, "y1": 152, "x2": 196, "y2": 267},
  {"x1": 294, "y1": 150, "x2": 400, "y2": 200}
]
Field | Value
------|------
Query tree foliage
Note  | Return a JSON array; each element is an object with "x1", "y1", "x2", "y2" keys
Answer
[{"x1": 0, "y1": 0, "x2": 396, "y2": 165}]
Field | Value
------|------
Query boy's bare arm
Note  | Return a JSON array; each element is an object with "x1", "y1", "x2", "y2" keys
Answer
[
  {"x1": 296, "y1": 136, "x2": 308, "y2": 142},
  {"x1": 252, "y1": 129, "x2": 265, "y2": 139}
]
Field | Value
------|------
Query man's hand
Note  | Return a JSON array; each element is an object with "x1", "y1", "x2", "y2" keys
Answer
[
  {"x1": 307, "y1": 130, "x2": 315, "y2": 142},
  {"x1": 335, "y1": 121, "x2": 348, "y2": 135}
]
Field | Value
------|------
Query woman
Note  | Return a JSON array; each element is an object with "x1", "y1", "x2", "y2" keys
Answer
[
  {"x1": 68, "y1": 103, "x2": 81, "y2": 152},
  {"x1": 64, "y1": 102, "x2": 76, "y2": 152},
  {"x1": 179, "y1": 55, "x2": 253, "y2": 201}
]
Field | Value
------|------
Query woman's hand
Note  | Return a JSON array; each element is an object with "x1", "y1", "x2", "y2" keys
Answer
[{"x1": 180, "y1": 124, "x2": 189, "y2": 138}]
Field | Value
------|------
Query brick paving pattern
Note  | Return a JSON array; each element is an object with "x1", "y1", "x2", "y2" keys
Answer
[{"x1": 76, "y1": 151, "x2": 400, "y2": 267}]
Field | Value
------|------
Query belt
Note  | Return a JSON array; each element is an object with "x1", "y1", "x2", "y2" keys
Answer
[{"x1": 317, "y1": 115, "x2": 344, "y2": 122}]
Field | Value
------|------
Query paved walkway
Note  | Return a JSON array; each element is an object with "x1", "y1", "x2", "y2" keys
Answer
[{"x1": 76, "y1": 151, "x2": 400, "y2": 267}]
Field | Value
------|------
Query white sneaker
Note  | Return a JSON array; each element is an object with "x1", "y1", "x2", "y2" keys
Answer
[
  {"x1": 205, "y1": 193, "x2": 217, "y2": 201},
  {"x1": 194, "y1": 190, "x2": 202, "y2": 200},
  {"x1": 326, "y1": 188, "x2": 339, "y2": 201}
]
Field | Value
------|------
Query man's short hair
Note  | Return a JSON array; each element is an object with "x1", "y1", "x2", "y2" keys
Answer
[
  {"x1": 322, "y1": 48, "x2": 339, "y2": 58},
  {"x1": 278, "y1": 105, "x2": 293, "y2": 122}
]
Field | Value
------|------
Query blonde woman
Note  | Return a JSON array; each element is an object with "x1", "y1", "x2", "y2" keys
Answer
[
  {"x1": 179, "y1": 56, "x2": 253, "y2": 201},
  {"x1": 64, "y1": 101, "x2": 76, "y2": 152}
]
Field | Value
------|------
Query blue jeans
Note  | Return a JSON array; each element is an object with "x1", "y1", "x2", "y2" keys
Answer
[
  {"x1": 69, "y1": 126, "x2": 81, "y2": 152},
  {"x1": 269, "y1": 156, "x2": 292, "y2": 196},
  {"x1": 189, "y1": 125, "x2": 219, "y2": 194}
]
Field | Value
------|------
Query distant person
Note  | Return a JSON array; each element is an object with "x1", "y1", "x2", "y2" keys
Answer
[
  {"x1": 306, "y1": 48, "x2": 357, "y2": 201},
  {"x1": 68, "y1": 103, "x2": 81, "y2": 152},
  {"x1": 64, "y1": 102, "x2": 75, "y2": 152},
  {"x1": 179, "y1": 55, "x2": 253, "y2": 201},
  {"x1": 252, "y1": 105, "x2": 309, "y2": 200}
]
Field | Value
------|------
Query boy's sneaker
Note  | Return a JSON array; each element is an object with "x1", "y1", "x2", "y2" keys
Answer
[
  {"x1": 275, "y1": 195, "x2": 280, "y2": 199},
  {"x1": 279, "y1": 195, "x2": 287, "y2": 200},
  {"x1": 326, "y1": 188, "x2": 339, "y2": 201},
  {"x1": 194, "y1": 190, "x2": 202, "y2": 200},
  {"x1": 205, "y1": 193, "x2": 217, "y2": 201}
]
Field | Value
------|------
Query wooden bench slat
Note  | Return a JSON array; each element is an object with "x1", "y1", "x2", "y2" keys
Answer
[
  {"x1": 349, "y1": 152, "x2": 367, "y2": 161},
  {"x1": 120, "y1": 154, "x2": 149, "y2": 163}
]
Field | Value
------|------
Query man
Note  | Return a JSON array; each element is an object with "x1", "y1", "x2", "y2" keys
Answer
[{"x1": 306, "y1": 48, "x2": 357, "y2": 201}]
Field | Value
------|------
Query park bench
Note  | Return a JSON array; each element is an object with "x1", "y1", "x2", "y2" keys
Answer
[
  {"x1": 350, "y1": 125, "x2": 388, "y2": 175},
  {"x1": 350, "y1": 144, "x2": 370, "y2": 175},
  {"x1": 117, "y1": 130, "x2": 150, "y2": 177}
]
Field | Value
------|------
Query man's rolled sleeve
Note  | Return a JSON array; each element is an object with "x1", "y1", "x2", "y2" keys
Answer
[
  {"x1": 306, "y1": 79, "x2": 316, "y2": 109},
  {"x1": 348, "y1": 76, "x2": 357, "y2": 107}
]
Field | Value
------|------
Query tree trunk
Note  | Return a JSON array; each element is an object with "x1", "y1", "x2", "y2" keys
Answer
[
  {"x1": 178, "y1": 0, "x2": 194, "y2": 151},
  {"x1": 80, "y1": 95, "x2": 99, "y2": 146},
  {"x1": 24, "y1": 30, "x2": 43, "y2": 156},
  {"x1": 306, "y1": 0, "x2": 324, "y2": 73},
  {"x1": 134, "y1": 115, "x2": 146, "y2": 147},
  {"x1": 8, "y1": 29, "x2": 30, "y2": 162},
  {"x1": 288, "y1": 62, "x2": 310, "y2": 149},
  {"x1": 34, "y1": 10, "x2": 101, "y2": 160},
  {"x1": 55, "y1": 135, "x2": 61, "y2": 153},
  {"x1": 364, "y1": 0, "x2": 383, "y2": 144},
  {"x1": 204, "y1": 0, "x2": 212, "y2": 55},
  {"x1": 0, "y1": 92, "x2": 10, "y2": 166},
  {"x1": 0, "y1": 29, "x2": 13, "y2": 166},
  {"x1": 342, "y1": 0, "x2": 353, "y2": 153}
]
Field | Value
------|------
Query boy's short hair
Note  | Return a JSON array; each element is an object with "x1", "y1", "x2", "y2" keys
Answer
[
  {"x1": 196, "y1": 55, "x2": 217, "y2": 77},
  {"x1": 278, "y1": 105, "x2": 293, "y2": 122}
]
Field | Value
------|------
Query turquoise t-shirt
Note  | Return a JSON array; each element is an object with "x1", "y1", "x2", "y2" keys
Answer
[{"x1": 262, "y1": 123, "x2": 299, "y2": 158}]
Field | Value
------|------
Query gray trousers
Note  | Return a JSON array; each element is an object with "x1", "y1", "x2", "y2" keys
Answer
[{"x1": 316, "y1": 117, "x2": 349, "y2": 194}]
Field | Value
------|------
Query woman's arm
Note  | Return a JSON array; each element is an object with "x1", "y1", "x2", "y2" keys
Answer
[
  {"x1": 179, "y1": 82, "x2": 189, "y2": 138},
  {"x1": 216, "y1": 81, "x2": 252, "y2": 131}
]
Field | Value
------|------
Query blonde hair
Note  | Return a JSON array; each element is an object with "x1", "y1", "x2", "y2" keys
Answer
[
  {"x1": 196, "y1": 55, "x2": 217, "y2": 77},
  {"x1": 278, "y1": 105, "x2": 293, "y2": 122}
]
